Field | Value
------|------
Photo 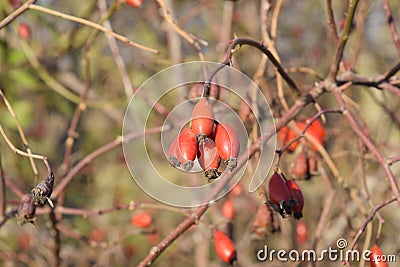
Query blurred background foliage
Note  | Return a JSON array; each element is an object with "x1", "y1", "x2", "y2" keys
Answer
[{"x1": 0, "y1": 0, "x2": 399, "y2": 266}]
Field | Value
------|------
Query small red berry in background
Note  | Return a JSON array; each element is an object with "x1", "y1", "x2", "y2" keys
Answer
[
  {"x1": 18, "y1": 23, "x2": 31, "y2": 41},
  {"x1": 290, "y1": 149, "x2": 309, "y2": 179},
  {"x1": 125, "y1": 0, "x2": 143, "y2": 8},
  {"x1": 9, "y1": 0, "x2": 21, "y2": 9},
  {"x1": 214, "y1": 229, "x2": 237, "y2": 264},
  {"x1": 175, "y1": 128, "x2": 198, "y2": 171},
  {"x1": 369, "y1": 244, "x2": 388, "y2": 267},
  {"x1": 278, "y1": 124, "x2": 300, "y2": 152},
  {"x1": 131, "y1": 212, "x2": 152, "y2": 228},
  {"x1": 222, "y1": 198, "x2": 235, "y2": 220},
  {"x1": 295, "y1": 221, "x2": 308, "y2": 244},
  {"x1": 251, "y1": 203, "x2": 281, "y2": 240},
  {"x1": 191, "y1": 99, "x2": 215, "y2": 141},
  {"x1": 17, "y1": 233, "x2": 32, "y2": 250},
  {"x1": 89, "y1": 228, "x2": 107, "y2": 243},
  {"x1": 214, "y1": 122, "x2": 240, "y2": 172},
  {"x1": 198, "y1": 138, "x2": 221, "y2": 180},
  {"x1": 303, "y1": 117, "x2": 326, "y2": 151},
  {"x1": 230, "y1": 183, "x2": 243, "y2": 196}
]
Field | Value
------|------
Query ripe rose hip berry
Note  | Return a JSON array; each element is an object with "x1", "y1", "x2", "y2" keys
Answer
[
  {"x1": 268, "y1": 172, "x2": 292, "y2": 217},
  {"x1": 176, "y1": 128, "x2": 198, "y2": 171},
  {"x1": 306, "y1": 117, "x2": 326, "y2": 139},
  {"x1": 251, "y1": 202, "x2": 281, "y2": 240},
  {"x1": 197, "y1": 138, "x2": 221, "y2": 180},
  {"x1": 191, "y1": 99, "x2": 214, "y2": 141},
  {"x1": 214, "y1": 230, "x2": 237, "y2": 264},
  {"x1": 18, "y1": 23, "x2": 31, "y2": 40},
  {"x1": 222, "y1": 198, "x2": 235, "y2": 220},
  {"x1": 369, "y1": 244, "x2": 388, "y2": 267},
  {"x1": 125, "y1": 0, "x2": 143, "y2": 8},
  {"x1": 286, "y1": 179, "x2": 304, "y2": 219},
  {"x1": 290, "y1": 149, "x2": 309, "y2": 179},
  {"x1": 278, "y1": 124, "x2": 300, "y2": 152},
  {"x1": 296, "y1": 221, "x2": 308, "y2": 244},
  {"x1": 214, "y1": 122, "x2": 240, "y2": 172},
  {"x1": 303, "y1": 118, "x2": 325, "y2": 151},
  {"x1": 131, "y1": 213, "x2": 152, "y2": 228}
]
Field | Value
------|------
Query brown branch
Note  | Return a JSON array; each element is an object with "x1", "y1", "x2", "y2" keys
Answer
[
  {"x1": 326, "y1": 0, "x2": 339, "y2": 45},
  {"x1": 156, "y1": 0, "x2": 207, "y2": 60},
  {"x1": 0, "y1": 89, "x2": 43, "y2": 179},
  {"x1": 383, "y1": 0, "x2": 400, "y2": 56},
  {"x1": 28, "y1": 4, "x2": 158, "y2": 54},
  {"x1": 387, "y1": 155, "x2": 400, "y2": 166},
  {"x1": 202, "y1": 37, "x2": 300, "y2": 97},
  {"x1": 0, "y1": 151, "x2": 5, "y2": 218},
  {"x1": 327, "y1": 0, "x2": 360, "y2": 81},
  {"x1": 0, "y1": 0, "x2": 37, "y2": 30},
  {"x1": 347, "y1": 196, "x2": 396, "y2": 253},
  {"x1": 52, "y1": 125, "x2": 168, "y2": 198},
  {"x1": 332, "y1": 89, "x2": 400, "y2": 204}
]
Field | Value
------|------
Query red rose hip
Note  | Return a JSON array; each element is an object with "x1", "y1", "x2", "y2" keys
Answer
[
  {"x1": 168, "y1": 135, "x2": 180, "y2": 167},
  {"x1": 191, "y1": 99, "x2": 215, "y2": 141},
  {"x1": 197, "y1": 138, "x2": 221, "y2": 180},
  {"x1": 286, "y1": 179, "x2": 304, "y2": 219},
  {"x1": 369, "y1": 244, "x2": 388, "y2": 267},
  {"x1": 268, "y1": 172, "x2": 292, "y2": 217},
  {"x1": 214, "y1": 122, "x2": 240, "y2": 172},
  {"x1": 175, "y1": 128, "x2": 198, "y2": 171},
  {"x1": 214, "y1": 229, "x2": 237, "y2": 264}
]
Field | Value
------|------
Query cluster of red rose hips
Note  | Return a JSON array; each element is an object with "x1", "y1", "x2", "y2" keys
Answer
[
  {"x1": 266, "y1": 118, "x2": 327, "y2": 220},
  {"x1": 167, "y1": 98, "x2": 240, "y2": 180},
  {"x1": 268, "y1": 171, "x2": 304, "y2": 219}
]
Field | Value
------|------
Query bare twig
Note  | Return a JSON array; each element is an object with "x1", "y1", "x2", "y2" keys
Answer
[
  {"x1": 28, "y1": 4, "x2": 158, "y2": 54},
  {"x1": 0, "y1": 151, "x2": 5, "y2": 218},
  {"x1": 202, "y1": 37, "x2": 300, "y2": 97},
  {"x1": 0, "y1": 89, "x2": 40, "y2": 178},
  {"x1": 327, "y1": 0, "x2": 360, "y2": 81},
  {"x1": 326, "y1": 0, "x2": 339, "y2": 45},
  {"x1": 98, "y1": 0, "x2": 133, "y2": 99},
  {"x1": 332, "y1": 89, "x2": 400, "y2": 203},
  {"x1": 52, "y1": 125, "x2": 168, "y2": 198},
  {"x1": 383, "y1": 0, "x2": 400, "y2": 55},
  {"x1": 156, "y1": 0, "x2": 207, "y2": 60},
  {"x1": 347, "y1": 196, "x2": 396, "y2": 253},
  {"x1": 0, "y1": 0, "x2": 38, "y2": 30},
  {"x1": 0, "y1": 125, "x2": 50, "y2": 171}
]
